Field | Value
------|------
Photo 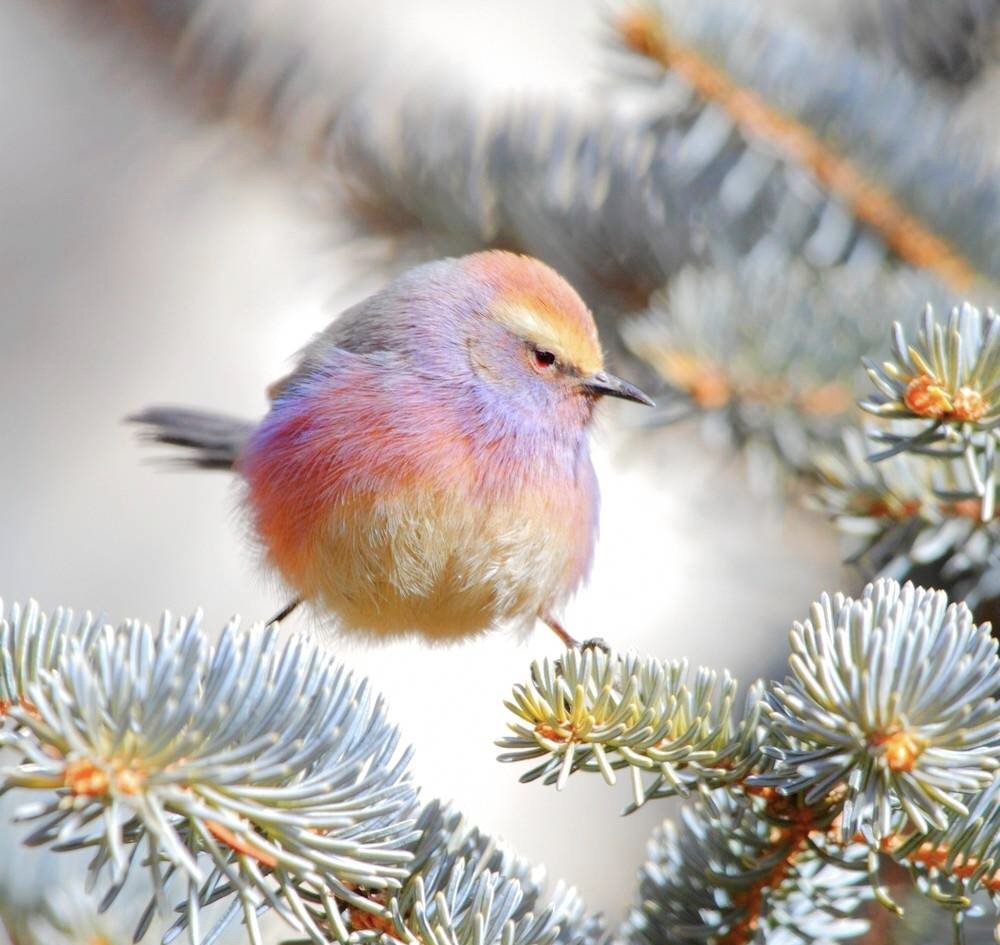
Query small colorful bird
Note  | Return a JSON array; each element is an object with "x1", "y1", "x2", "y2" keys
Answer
[{"x1": 132, "y1": 251, "x2": 652, "y2": 646}]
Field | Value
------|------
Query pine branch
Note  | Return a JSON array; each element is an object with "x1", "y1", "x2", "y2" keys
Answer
[
  {"x1": 813, "y1": 425, "x2": 1000, "y2": 608},
  {"x1": 497, "y1": 647, "x2": 764, "y2": 812},
  {"x1": 612, "y1": 0, "x2": 1000, "y2": 291},
  {"x1": 60, "y1": 0, "x2": 999, "y2": 321},
  {"x1": 861, "y1": 303, "x2": 1000, "y2": 481},
  {"x1": 620, "y1": 252, "x2": 952, "y2": 487},
  {"x1": 6, "y1": 577, "x2": 1000, "y2": 941},
  {"x1": 0, "y1": 599, "x2": 419, "y2": 944},
  {"x1": 888, "y1": 773, "x2": 1000, "y2": 917},
  {"x1": 58, "y1": 0, "x2": 702, "y2": 309},
  {"x1": 815, "y1": 302, "x2": 1000, "y2": 608},
  {"x1": 501, "y1": 578, "x2": 1000, "y2": 941},
  {"x1": 623, "y1": 787, "x2": 871, "y2": 945},
  {"x1": 319, "y1": 89, "x2": 709, "y2": 312},
  {"x1": 0, "y1": 598, "x2": 605, "y2": 945},
  {"x1": 500, "y1": 580, "x2": 1000, "y2": 831},
  {"x1": 752, "y1": 581, "x2": 1000, "y2": 844},
  {"x1": 279, "y1": 800, "x2": 608, "y2": 945}
]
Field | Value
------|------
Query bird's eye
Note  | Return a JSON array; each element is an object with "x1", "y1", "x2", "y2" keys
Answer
[{"x1": 533, "y1": 349, "x2": 557, "y2": 370}]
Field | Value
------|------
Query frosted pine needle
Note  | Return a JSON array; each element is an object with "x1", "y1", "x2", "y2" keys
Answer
[
  {"x1": 755, "y1": 579, "x2": 1000, "y2": 844},
  {"x1": 283, "y1": 800, "x2": 607, "y2": 945},
  {"x1": 0, "y1": 600, "x2": 418, "y2": 945},
  {"x1": 622, "y1": 255, "x2": 947, "y2": 487},
  {"x1": 862, "y1": 303, "x2": 1000, "y2": 489},
  {"x1": 623, "y1": 788, "x2": 870, "y2": 945},
  {"x1": 498, "y1": 647, "x2": 763, "y2": 810},
  {"x1": 814, "y1": 428, "x2": 1000, "y2": 607}
]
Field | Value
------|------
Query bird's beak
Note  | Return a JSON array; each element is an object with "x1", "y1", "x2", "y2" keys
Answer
[{"x1": 582, "y1": 371, "x2": 655, "y2": 406}]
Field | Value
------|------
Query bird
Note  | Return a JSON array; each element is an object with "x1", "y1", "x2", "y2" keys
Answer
[{"x1": 131, "y1": 251, "x2": 653, "y2": 647}]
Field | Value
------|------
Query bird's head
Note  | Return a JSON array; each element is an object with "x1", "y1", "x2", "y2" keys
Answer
[{"x1": 456, "y1": 252, "x2": 653, "y2": 428}]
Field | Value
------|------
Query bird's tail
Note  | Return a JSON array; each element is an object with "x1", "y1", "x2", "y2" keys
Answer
[{"x1": 129, "y1": 406, "x2": 256, "y2": 471}]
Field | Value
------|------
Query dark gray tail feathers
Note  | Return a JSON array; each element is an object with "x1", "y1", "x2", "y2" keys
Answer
[{"x1": 128, "y1": 407, "x2": 256, "y2": 471}]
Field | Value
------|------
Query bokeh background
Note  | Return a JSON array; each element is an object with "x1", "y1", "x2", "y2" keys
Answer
[{"x1": 2, "y1": 0, "x2": 999, "y2": 939}]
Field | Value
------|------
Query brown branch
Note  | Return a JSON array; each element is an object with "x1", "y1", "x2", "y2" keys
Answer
[
  {"x1": 883, "y1": 833, "x2": 1000, "y2": 893},
  {"x1": 204, "y1": 818, "x2": 278, "y2": 869},
  {"x1": 617, "y1": 8, "x2": 979, "y2": 293},
  {"x1": 722, "y1": 787, "x2": 822, "y2": 945}
]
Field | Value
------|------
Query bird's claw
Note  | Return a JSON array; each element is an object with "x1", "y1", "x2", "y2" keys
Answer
[{"x1": 578, "y1": 637, "x2": 611, "y2": 654}]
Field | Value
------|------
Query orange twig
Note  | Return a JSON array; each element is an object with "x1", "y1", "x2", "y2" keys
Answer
[
  {"x1": 720, "y1": 788, "x2": 821, "y2": 945},
  {"x1": 883, "y1": 834, "x2": 1000, "y2": 893},
  {"x1": 0, "y1": 697, "x2": 41, "y2": 719},
  {"x1": 205, "y1": 819, "x2": 278, "y2": 869},
  {"x1": 618, "y1": 9, "x2": 978, "y2": 293}
]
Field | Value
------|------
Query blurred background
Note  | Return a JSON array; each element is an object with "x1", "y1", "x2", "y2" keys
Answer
[{"x1": 2, "y1": 0, "x2": 999, "y2": 941}]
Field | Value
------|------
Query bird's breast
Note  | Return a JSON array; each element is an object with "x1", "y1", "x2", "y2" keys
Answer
[
  {"x1": 305, "y1": 482, "x2": 592, "y2": 640},
  {"x1": 241, "y1": 388, "x2": 598, "y2": 640}
]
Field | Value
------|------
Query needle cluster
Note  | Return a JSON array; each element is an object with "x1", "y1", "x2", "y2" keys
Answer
[
  {"x1": 621, "y1": 254, "x2": 948, "y2": 486},
  {"x1": 500, "y1": 578, "x2": 1000, "y2": 943},
  {"x1": 819, "y1": 303, "x2": 1000, "y2": 609},
  {"x1": 0, "y1": 599, "x2": 605, "y2": 945},
  {"x1": 1, "y1": 600, "x2": 419, "y2": 944}
]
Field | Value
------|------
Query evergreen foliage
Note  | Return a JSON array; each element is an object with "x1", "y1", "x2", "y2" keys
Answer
[{"x1": 6, "y1": 0, "x2": 1000, "y2": 942}]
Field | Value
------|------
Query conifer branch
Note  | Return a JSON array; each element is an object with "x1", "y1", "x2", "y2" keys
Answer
[
  {"x1": 612, "y1": 0, "x2": 1000, "y2": 292},
  {"x1": 0, "y1": 598, "x2": 604, "y2": 945},
  {"x1": 621, "y1": 253, "x2": 951, "y2": 487},
  {"x1": 819, "y1": 301, "x2": 1000, "y2": 608},
  {"x1": 861, "y1": 302, "x2": 1000, "y2": 476},
  {"x1": 498, "y1": 648, "x2": 763, "y2": 810},
  {"x1": 624, "y1": 787, "x2": 871, "y2": 945},
  {"x1": 59, "y1": 0, "x2": 1000, "y2": 320},
  {"x1": 1, "y1": 599, "x2": 418, "y2": 943},
  {"x1": 502, "y1": 578, "x2": 1000, "y2": 942},
  {"x1": 278, "y1": 800, "x2": 608, "y2": 945},
  {"x1": 753, "y1": 582, "x2": 1000, "y2": 844}
]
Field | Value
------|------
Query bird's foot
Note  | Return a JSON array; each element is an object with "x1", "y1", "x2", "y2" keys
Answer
[
  {"x1": 540, "y1": 615, "x2": 611, "y2": 655},
  {"x1": 541, "y1": 614, "x2": 578, "y2": 649},
  {"x1": 267, "y1": 598, "x2": 302, "y2": 626}
]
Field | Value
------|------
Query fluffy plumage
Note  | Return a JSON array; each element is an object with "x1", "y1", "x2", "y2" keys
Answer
[{"x1": 133, "y1": 251, "x2": 651, "y2": 643}]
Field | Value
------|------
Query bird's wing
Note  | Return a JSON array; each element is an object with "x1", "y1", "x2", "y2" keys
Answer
[{"x1": 267, "y1": 298, "x2": 381, "y2": 402}]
